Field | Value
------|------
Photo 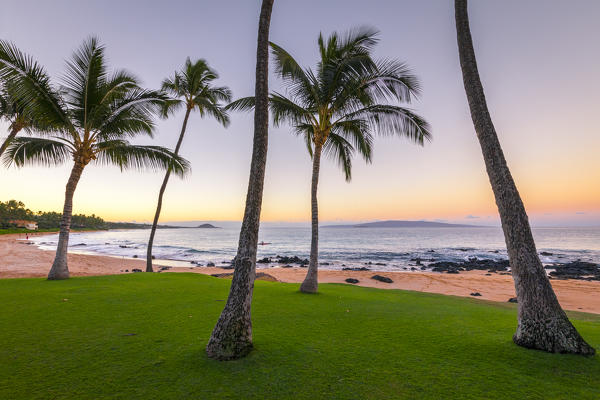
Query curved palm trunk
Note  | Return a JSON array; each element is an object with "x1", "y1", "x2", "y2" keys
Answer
[
  {"x1": 300, "y1": 144, "x2": 322, "y2": 293},
  {"x1": 455, "y1": 0, "x2": 594, "y2": 355},
  {"x1": 0, "y1": 125, "x2": 20, "y2": 158},
  {"x1": 146, "y1": 107, "x2": 192, "y2": 272},
  {"x1": 206, "y1": 0, "x2": 274, "y2": 361},
  {"x1": 47, "y1": 162, "x2": 85, "y2": 280}
]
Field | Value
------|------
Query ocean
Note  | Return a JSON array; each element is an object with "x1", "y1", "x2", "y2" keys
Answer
[{"x1": 30, "y1": 226, "x2": 600, "y2": 271}]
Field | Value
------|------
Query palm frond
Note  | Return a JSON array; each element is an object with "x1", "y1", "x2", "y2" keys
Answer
[
  {"x1": 342, "y1": 104, "x2": 431, "y2": 144},
  {"x1": 322, "y1": 133, "x2": 354, "y2": 181},
  {"x1": 269, "y1": 92, "x2": 313, "y2": 127},
  {"x1": 0, "y1": 40, "x2": 71, "y2": 131},
  {"x1": 62, "y1": 37, "x2": 109, "y2": 130},
  {"x1": 2, "y1": 136, "x2": 71, "y2": 167},
  {"x1": 225, "y1": 96, "x2": 256, "y2": 112},
  {"x1": 95, "y1": 88, "x2": 167, "y2": 140},
  {"x1": 95, "y1": 140, "x2": 190, "y2": 177},
  {"x1": 332, "y1": 119, "x2": 373, "y2": 162}
]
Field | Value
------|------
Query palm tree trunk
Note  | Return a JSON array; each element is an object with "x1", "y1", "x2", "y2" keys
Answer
[
  {"x1": 47, "y1": 162, "x2": 85, "y2": 280},
  {"x1": 206, "y1": 0, "x2": 274, "y2": 361},
  {"x1": 0, "y1": 125, "x2": 20, "y2": 158},
  {"x1": 300, "y1": 143, "x2": 322, "y2": 293},
  {"x1": 455, "y1": 0, "x2": 594, "y2": 355},
  {"x1": 146, "y1": 107, "x2": 192, "y2": 272}
]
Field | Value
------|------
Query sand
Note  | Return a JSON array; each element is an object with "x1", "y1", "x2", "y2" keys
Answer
[{"x1": 1, "y1": 233, "x2": 599, "y2": 314}]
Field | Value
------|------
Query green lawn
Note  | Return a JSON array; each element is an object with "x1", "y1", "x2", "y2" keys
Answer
[{"x1": 0, "y1": 274, "x2": 598, "y2": 399}]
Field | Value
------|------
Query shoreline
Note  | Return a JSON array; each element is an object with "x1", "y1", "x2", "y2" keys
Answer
[{"x1": 1, "y1": 233, "x2": 600, "y2": 314}]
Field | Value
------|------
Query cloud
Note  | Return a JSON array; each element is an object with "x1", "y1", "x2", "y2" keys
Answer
[
  {"x1": 575, "y1": 212, "x2": 586, "y2": 215},
  {"x1": 465, "y1": 215, "x2": 480, "y2": 219}
]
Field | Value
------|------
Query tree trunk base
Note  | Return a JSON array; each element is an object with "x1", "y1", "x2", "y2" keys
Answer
[
  {"x1": 206, "y1": 311, "x2": 253, "y2": 360},
  {"x1": 47, "y1": 263, "x2": 70, "y2": 280},
  {"x1": 300, "y1": 276, "x2": 318, "y2": 294},
  {"x1": 514, "y1": 316, "x2": 595, "y2": 355}
]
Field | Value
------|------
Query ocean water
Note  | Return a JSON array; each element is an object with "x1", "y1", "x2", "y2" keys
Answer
[{"x1": 30, "y1": 226, "x2": 600, "y2": 271}]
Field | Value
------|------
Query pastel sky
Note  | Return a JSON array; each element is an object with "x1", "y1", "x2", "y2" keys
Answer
[{"x1": 1, "y1": 0, "x2": 599, "y2": 226}]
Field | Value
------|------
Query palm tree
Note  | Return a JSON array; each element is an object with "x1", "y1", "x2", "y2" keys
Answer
[
  {"x1": 0, "y1": 37, "x2": 190, "y2": 280},
  {"x1": 227, "y1": 28, "x2": 431, "y2": 293},
  {"x1": 455, "y1": 0, "x2": 594, "y2": 355},
  {"x1": 206, "y1": 0, "x2": 274, "y2": 361},
  {"x1": 146, "y1": 59, "x2": 231, "y2": 272}
]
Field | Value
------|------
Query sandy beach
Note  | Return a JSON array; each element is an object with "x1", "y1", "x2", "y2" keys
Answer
[{"x1": 1, "y1": 233, "x2": 599, "y2": 314}]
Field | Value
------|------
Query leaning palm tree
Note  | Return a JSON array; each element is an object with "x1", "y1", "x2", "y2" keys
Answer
[
  {"x1": 0, "y1": 37, "x2": 189, "y2": 280},
  {"x1": 227, "y1": 27, "x2": 431, "y2": 294},
  {"x1": 206, "y1": 0, "x2": 274, "y2": 361},
  {"x1": 145, "y1": 59, "x2": 231, "y2": 272},
  {"x1": 455, "y1": 0, "x2": 594, "y2": 354}
]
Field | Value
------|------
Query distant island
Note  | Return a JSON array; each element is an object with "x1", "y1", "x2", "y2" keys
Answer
[
  {"x1": 198, "y1": 223, "x2": 220, "y2": 229},
  {"x1": 322, "y1": 220, "x2": 482, "y2": 228}
]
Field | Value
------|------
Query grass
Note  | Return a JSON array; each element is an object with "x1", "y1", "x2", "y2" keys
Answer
[{"x1": 0, "y1": 273, "x2": 598, "y2": 399}]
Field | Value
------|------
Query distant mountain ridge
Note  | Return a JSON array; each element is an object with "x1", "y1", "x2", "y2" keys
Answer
[{"x1": 322, "y1": 220, "x2": 482, "y2": 228}]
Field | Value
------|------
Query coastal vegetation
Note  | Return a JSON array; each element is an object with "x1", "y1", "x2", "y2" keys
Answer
[
  {"x1": 455, "y1": 0, "x2": 594, "y2": 354},
  {"x1": 0, "y1": 199, "x2": 106, "y2": 230},
  {"x1": 146, "y1": 59, "x2": 231, "y2": 273},
  {"x1": 0, "y1": 273, "x2": 598, "y2": 399},
  {"x1": 0, "y1": 38, "x2": 189, "y2": 280}
]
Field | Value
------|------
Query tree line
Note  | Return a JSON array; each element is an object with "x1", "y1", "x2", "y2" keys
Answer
[
  {"x1": 0, "y1": 0, "x2": 594, "y2": 360},
  {"x1": 0, "y1": 199, "x2": 106, "y2": 229}
]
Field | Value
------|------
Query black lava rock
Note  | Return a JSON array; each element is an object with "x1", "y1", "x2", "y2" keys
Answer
[
  {"x1": 371, "y1": 275, "x2": 393, "y2": 283},
  {"x1": 345, "y1": 278, "x2": 359, "y2": 284},
  {"x1": 470, "y1": 292, "x2": 482, "y2": 297}
]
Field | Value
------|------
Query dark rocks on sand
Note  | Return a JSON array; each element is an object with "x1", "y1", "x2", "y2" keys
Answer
[
  {"x1": 470, "y1": 292, "x2": 482, "y2": 297},
  {"x1": 342, "y1": 267, "x2": 370, "y2": 271},
  {"x1": 281, "y1": 265, "x2": 293, "y2": 268},
  {"x1": 345, "y1": 278, "x2": 359, "y2": 284},
  {"x1": 132, "y1": 255, "x2": 138, "y2": 258},
  {"x1": 206, "y1": 262, "x2": 215, "y2": 267},
  {"x1": 548, "y1": 261, "x2": 599, "y2": 281},
  {"x1": 429, "y1": 258, "x2": 510, "y2": 274},
  {"x1": 375, "y1": 262, "x2": 387, "y2": 266},
  {"x1": 508, "y1": 297, "x2": 518, "y2": 303},
  {"x1": 539, "y1": 251, "x2": 554, "y2": 256},
  {"x1": 132, "y1": 269, "x2": 142, "y2": 273},
  {"x1": 257, "y1": 257, "x2": 271, "y2": 264},
  {"x1": 320, "y1": 262, "x2": 330, "y2": 265},
  {"x1": 276, "y1": 255, "x2": 309, "y2": 265},
  {"x1": 371, "y1": 275, "x2": 393, "y2": 283},
  {"x1": 151, "y1": 255, "x2": 156, "y2": 259}
]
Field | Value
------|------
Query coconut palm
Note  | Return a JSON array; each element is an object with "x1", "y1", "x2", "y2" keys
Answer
[
  {"x1": 146, "y1": 59, "x2": 231, "y2": 272},
  {"x1": 206, "y1": 0, "x2": 274, "y2": 361},
  {"x1": 454, "y1": 0, "x2": 594, "y2": 354},
  {"x1": 227, "y1": 27, "x2": 431, "y2": 293},
  {"x1": 0, "y1": 37, "x2": 190, "y2": 280}
]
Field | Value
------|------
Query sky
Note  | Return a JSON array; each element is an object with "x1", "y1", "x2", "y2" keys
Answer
[{"x1": 1, "y1": 0, "x2": 599, "y2": 227}]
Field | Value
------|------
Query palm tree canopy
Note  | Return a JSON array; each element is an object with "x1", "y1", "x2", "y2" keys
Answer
[
  {"x1": 161, "y1": 58, "x2": 232, "y2": 126},
  {"x1": 228, "y1": 27, "x2": 431, "y2": 180},
  {"x1": 0, "y1": 37, "x2": 189, "y2": 176}
]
